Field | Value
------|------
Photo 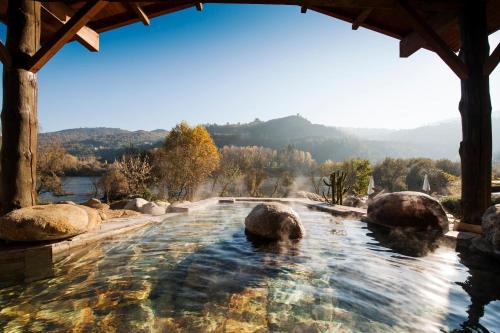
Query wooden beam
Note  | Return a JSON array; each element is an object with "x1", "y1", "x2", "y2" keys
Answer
[
  {"x1": 196, "y1": 3, "x2": 203, "y2": 11},
  {"x1": 41, "y1": 4, "x2": 100, "y2": 52},
  {"x1": 28, "y1": 1, "x2": 108, "y2": 72},
  {"x1": 352, "y1": 8, "x2": 372, "y2": 30},
  {"x1": 300, "y1": 5, "x2": 307, "y2": 13},
  {"x1": 484, "y1": 42, "x2": 500, "y2": 76},
  {"x1": 41, "y1": 0, "x2": 463, "y2": 12},
  {"x1": 0, "y1": 39, "x2": 11, "y2": 67},
  {"x1": 400, "y1": 11, "x2": 457, "y2": 58},
  {"x1": 397, "y1": 0, "x2": 468, "y2": 79},
  {"x1": 127, "y1": 3, "x2": 150, "y2": 25}
]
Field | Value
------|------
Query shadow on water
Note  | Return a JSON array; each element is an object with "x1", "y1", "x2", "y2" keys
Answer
[
  {"x1": 367, "y1": 223, "x2": 500, "y2": 332},
  {"x1": 366, "y1": 223, "x2": 442, "y2": 257},
  {"x1": 149, "y1": 229, "x2": 302, "y2": 317},
  {"x1": 449, "y1": 245, "x2": 500, "y2": 333}
]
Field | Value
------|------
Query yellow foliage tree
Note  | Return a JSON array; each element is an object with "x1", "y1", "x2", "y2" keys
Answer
[{"x1": 156, "y1": 122, "x2": 220, "y2": 201}]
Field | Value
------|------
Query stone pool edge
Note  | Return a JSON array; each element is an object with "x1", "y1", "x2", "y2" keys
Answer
[{"x1": 0, "y1": 197, "x2": 480, "y2": 286}]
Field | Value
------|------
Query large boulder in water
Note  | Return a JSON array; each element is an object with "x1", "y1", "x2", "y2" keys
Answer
[
  {"x1": 0, "y1": 204, "x2": 100, "y2": 242},
  {"x1": 245, "y1": 203, "x2": 305, "y2": 240},
  {"x1": 482, "y1": 204, "x2": 500, "y2": 251},
  {"x1": 367, "y1": 191, "x2": 448, "y2": 233}
]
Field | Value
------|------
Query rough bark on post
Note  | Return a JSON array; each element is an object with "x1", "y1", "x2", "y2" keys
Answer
[
  {"x1": 458, "y1": 0, "x2": 492, "y2": 225},
  {"x1": 1, "y1": 1, "x2": 40, "y2": 213}
]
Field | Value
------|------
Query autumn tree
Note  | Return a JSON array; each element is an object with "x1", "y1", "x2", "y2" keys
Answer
[
  {"x1": 114, "y1": 154, "x2": 154, "y2": 199},
  {"x1": 155, "y1": 122, "x2": 220, "y2": 201},
  {"x1": 37, "y1": 142, "x2": 78, "y2": 195}
]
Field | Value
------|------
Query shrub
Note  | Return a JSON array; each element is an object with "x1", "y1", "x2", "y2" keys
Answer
[{"x1": 440, "y1": 196, "x2": 461, "y2": 218}]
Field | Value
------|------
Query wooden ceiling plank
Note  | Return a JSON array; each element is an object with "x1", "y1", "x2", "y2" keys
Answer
[
  {"x1": 0, "y1": 39, "x2": 11, "y2": 67},
  {"x1": 41, "y1": 4, "x2": 100, "y2": 52},
  {"x1": 29, "y1": 1, "x2": 108, "y2": 73},
  {"x1": 397, "y1": 0, "x2": 468, "y2": 79},
  {"x1": 400, "y1": 11, "x2": 457, "y2": 58},
  {"x1": 127, "y1": 3, "x2": 150, "y2": 25},
  {"x1": 484, "y1": 42, "x2": 500, "y2": 75},
  {"x1": 352, "y1": 8, "x2": 373, "y2": 30}
]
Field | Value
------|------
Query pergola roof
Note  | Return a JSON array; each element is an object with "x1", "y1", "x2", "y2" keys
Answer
[{"x1": 1, "y1": 1, "x2": 499, "y2": 58}]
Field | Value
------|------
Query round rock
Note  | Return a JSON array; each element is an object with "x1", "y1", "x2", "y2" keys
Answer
[
  {"x1": 0, "y1": 204, "x2": 98, "y2": 242},
  {"x1": 245, "y1": 203, "x2": 305, "y2": 240},
  {"x1": 482, "y1": 204, "x2": 500, "y2": 250},
  {"x1": 367, "y1": 191, "x2": 449, "y2": 233}
]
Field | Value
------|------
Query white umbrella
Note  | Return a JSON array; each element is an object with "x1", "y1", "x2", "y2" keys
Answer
[
  {"x1": 422, "y1": 174, "x2": 431, "y2": 193},
  {"x1": 367, "y1": 176, "x2": 375, "y2": 195}
]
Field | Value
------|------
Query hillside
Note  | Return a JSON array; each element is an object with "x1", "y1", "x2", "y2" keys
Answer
[
  {"x1": 39, "y1": 127, "x2": 168, "y2": 161},
  {"x1": 37, "y1": 114, "x2": 500, "y2": 162}
]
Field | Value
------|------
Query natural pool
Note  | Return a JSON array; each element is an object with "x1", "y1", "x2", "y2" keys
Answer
[{"x1": 0, "y1": 203, "x2": 499, "y2": 332}]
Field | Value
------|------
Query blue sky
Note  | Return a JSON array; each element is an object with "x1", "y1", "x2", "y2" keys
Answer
[{"x1": 1, "y1": 5, "x2": 499, "y2": 132}]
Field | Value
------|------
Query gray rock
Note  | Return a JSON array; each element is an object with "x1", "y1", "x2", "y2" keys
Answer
[
  {"x1": 367, "y1": 191, "x2": 448, "y2": 233},
  {"x1": 245, "y1": 203, "x2": 305, "y2": 240},
  {"x1": 482, "y1": 204, "x2": 500, "y2": 250},
  {"x1": 140, "y1": 202, "x2": 166, "y2": 215},
  {"x1": 124, "y1": 198, "x2": 149, "y2": 212}
]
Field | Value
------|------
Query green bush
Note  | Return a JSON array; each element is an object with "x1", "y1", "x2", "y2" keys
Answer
[{"x1": 440, "y1": 196, "x2": 461, "y2": 218}]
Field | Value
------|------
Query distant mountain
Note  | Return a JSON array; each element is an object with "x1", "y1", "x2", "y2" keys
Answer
[
  {"x1": 37, "y1": 113, "x2": 500, "y2": 163},
  {"x1": 39, "y1": 127, "x2": 168, "y2": 161},
  {"x1": 342, "y1": 111, "x2": 500, "y2": 160}
]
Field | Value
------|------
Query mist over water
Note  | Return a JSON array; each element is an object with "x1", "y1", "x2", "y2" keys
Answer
[{"x1": 0, "y1": 203, "x2": 498, "y2": 332}]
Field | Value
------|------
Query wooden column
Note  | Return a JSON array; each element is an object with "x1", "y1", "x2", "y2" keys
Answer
[
  {"x1": 1, "y1": 0, "x2": 40, "y2": 213},
  {"x1": 458, "y1": 0, "x2": 492, "y2": 225}
]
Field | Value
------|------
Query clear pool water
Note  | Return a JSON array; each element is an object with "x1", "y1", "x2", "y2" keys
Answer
[{"x1": 0, "y1": 203, "x2": 499, "y2": 332}]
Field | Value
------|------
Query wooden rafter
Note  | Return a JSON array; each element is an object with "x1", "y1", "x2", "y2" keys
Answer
[
  {"x1": 41, "y1": 4, "x2": 100, "y2": 52},
  {"x1": 352, "y1": 8, "x2": 372, "y2": 30},
  {"x1": 400, "y1": 11, "x2": 457, "y2": 58},
  {"x1": 397, "y1": 0, "x2": 468, "y2": 79},
  {"x1": 0, "y1": 39, "x2": 11, "y2": 67},
  {"x1": 484, "y1": 42, "x2": 500, "y2": 76},
  {"x1": 127, "y1": 3, "x2": 150, "y2": 25},
  {"x1": 40, "y1": 0, "x2": 463, "y2": 12},
  {"x1": 28, "y1": 0, "x2": 108, "y2": 73},
  {"x1": 196, "y1": 3, "x2": 203, "y2": 11},
  {"x1": 300, "y1": 6, "x2": 307, "y2": 13}
]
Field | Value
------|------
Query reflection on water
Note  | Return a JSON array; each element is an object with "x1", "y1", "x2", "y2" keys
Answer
[{"x1": 0, "y1": 203, "x2": 499, "y2": 332}]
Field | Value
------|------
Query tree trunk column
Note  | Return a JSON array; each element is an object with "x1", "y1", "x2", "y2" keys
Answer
[
  {"x1": 1, "y1": 1, "x2": 40, "y2": 213},
  {"x1": 458, "y1": 0, "x2": 492, "y2": 225}
]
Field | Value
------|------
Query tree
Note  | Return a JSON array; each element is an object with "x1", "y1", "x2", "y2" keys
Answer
[
  {"x1": 155, "y1": 122, "x2": 220, "y2": 201},
  {"x1": 310, "y1": 159, "x2": 336, "y2": 194},
  {"x1": 269, "y1": 145, "x2": 315, "y2": 197},
  {"x1": 372, "y1": 158, "x2": 408, "y2": 192},
  {"x1": 406, "y1": 158, "x2": 450, "y2": 195},
  {"x1": 37, "y1": 142, "x2": 77, "y2": 195},
  {"x1": 340, "y1": 158, "x2": 372, "y2": 196},
  {"x1": 98, "y1": 164, "x2": 129, "y2": 202},
  {"x1": 114, "y1": 154, "x2": 154, "y2": 199}
]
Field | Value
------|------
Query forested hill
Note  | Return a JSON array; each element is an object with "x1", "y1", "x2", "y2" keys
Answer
[
  {"x1": 37, "y1": 114, "x2": 500, "y2": 162},
  {"x1": 38, "y1": 127, "x2": 168, "y2": 160}
]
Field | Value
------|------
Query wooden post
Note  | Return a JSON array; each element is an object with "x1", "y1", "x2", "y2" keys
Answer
[
  {"x1": 1, "y1": 1, "x2": 40, "y2": 213},
  {"x1": 458, "y1": 0, "x2": 492, "y2": 225}
]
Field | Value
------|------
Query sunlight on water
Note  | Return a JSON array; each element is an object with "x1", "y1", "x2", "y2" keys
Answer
[{"x1": 0, "y1": 203, "x2": 499, "y2": 332}]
